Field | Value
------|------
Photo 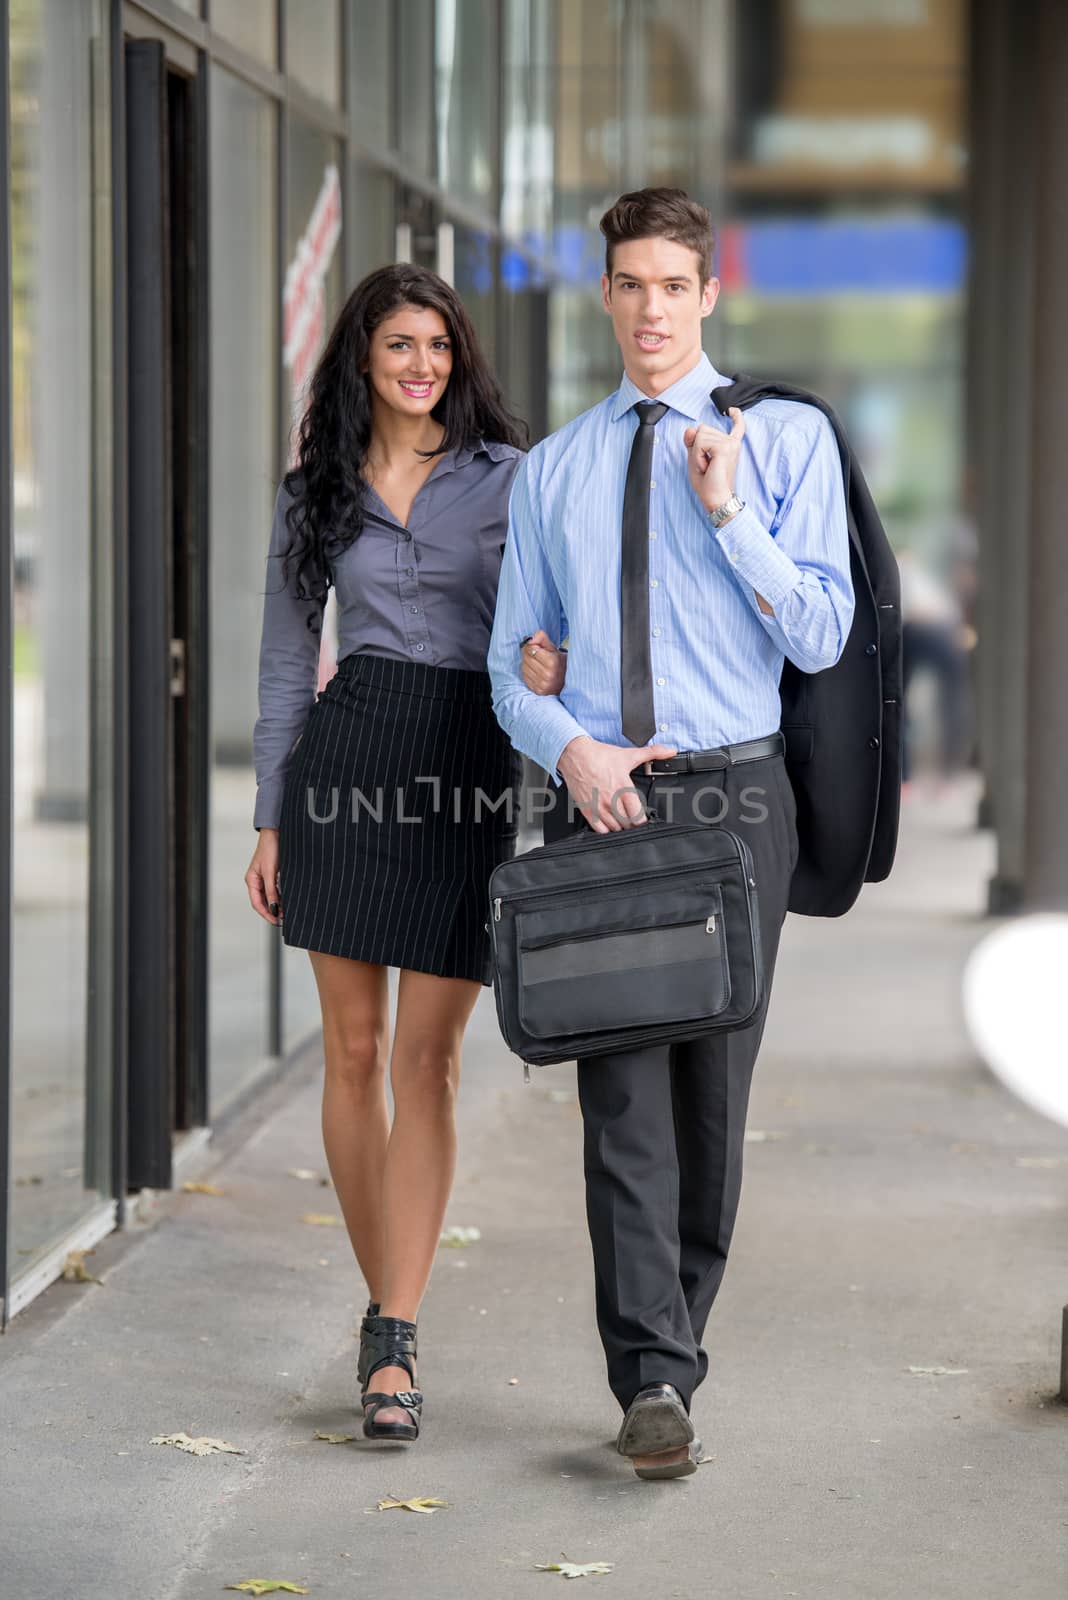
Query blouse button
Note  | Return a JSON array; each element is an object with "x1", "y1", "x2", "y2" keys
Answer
[
  {"x1": 415, "y1": 643, "x2": 425, "y2": 653},
  {"x1": 405, "y1": 566, "x2": 414, "y2": 577},
  {"x1": 410, "y1": 606, "x2": 419, "y2": 614}
]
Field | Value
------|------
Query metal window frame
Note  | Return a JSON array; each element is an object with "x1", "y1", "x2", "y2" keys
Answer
[
  {"x1": 270, "y1": 0, "x2": 286, "y2": 1063},
  {"x1": 108, "y1": 0, "x2": 132, "y2": 1222},
  {"x1": 186, "y1": 43, "x2": 211, "y2": 1127},
  {"x1": 0, "y1": 0, "x2": 13, "y2": 1327}
]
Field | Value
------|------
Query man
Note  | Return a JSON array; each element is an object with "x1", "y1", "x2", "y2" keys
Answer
[{"x1": 488, "y1": 188, "x2": 853, "y2": 1478}]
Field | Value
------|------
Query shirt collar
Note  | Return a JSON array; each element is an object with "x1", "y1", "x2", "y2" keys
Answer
[
  {"x1": 438, "y1": 437, "x2": 517, "y2": 475},
  {"x1": 610, "y1": 350, "x2": 730, "y2": 423}
]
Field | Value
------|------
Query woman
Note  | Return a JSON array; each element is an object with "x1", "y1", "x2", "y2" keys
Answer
[{"x1": 244, "y1": 264, "x2": 564, "y2": 1443}]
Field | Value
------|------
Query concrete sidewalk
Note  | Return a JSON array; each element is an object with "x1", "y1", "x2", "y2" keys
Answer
[{"x1": 3, "y1": 778, "x2": 1066, "y2": 1599}]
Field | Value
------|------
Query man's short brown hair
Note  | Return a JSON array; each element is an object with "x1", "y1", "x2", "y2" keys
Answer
[{"x1": 599, "y1": 187, "x2": 716, "y2": 285}]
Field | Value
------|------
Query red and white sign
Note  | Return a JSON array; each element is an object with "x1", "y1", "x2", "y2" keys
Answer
[{"x1": 283, "y1": 163, "x2": 342, "y2": 418}]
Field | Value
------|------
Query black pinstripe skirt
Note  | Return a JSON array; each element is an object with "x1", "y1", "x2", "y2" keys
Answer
[{"x1": 278, "y1": 652, "x2": 520, "y2": 984}]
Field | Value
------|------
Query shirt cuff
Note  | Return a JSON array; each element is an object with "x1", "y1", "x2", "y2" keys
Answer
[
  {"x1": 253, "y1": 779, "x2": 284, "y2": 831},
  {"x1": 710, "y1": 502, "x2": 800, "y2": 613},
  {"x1": 523, "y1": 699, "x2": 590, "y2": 783}
]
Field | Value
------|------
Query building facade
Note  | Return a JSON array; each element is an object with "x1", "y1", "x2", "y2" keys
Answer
[{"x1": 0, "y1": 0, "x2": 970, "y2": 1321}]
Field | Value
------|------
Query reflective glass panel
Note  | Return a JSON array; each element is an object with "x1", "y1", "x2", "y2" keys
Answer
[
  {"x1": 283, "y1": 122, "x2": 345, "y2": 1052},
  {"x1": 501, "y1": 0, "x2": 553, "y2": 249},
  {"x1": 395, "y1": 0, "x2": 435, "y2": 178},
  {"x1": 286, "y1": 0, "x2": 342, "y2": 107},
  {"x1": 350, "y1": 0, "x2": 393, "y2": 149},
  {"x1": 208, "y1": 67, "x2": 277, "y2": 1113},
  {"x1": 452, "y1": 220, "x2": 497, "y2": 360},
  {"x1": 436, "y1": 0, "x2": 497, "y2": 208},
  {"x1": 9, "y1": 0, "x2": 114, "y2": 1268},
  {"x1": 212, "y1": 0, "x2": 278, "y2": 66},
  {"x1": 347, "y1": 159, "x2": 394, "y2": 281}
]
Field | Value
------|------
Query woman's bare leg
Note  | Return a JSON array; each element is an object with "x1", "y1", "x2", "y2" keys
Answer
[
  {"x1": 308, "y1": 953, "x2": 391, "y2": 1301},
  {"x1": 369, "y1": 968, "x2": 481, "y2": 1423}
]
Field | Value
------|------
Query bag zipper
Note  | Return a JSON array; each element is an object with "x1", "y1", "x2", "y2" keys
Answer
[
  {"x1": 494, "y1": 862, "x2": 727, "y2": 922},
  {"x1": 520, "y1": 909, "x2": 719, "y2": 953}
]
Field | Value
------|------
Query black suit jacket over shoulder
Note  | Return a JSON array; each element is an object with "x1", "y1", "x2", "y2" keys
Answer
[{"x1": 712, "y1": 374, "x2": 902, "y2": 918}]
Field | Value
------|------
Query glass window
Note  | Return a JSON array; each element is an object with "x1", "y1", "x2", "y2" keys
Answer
[
  {"x1": 349, "y1": 0, "x2": 393, "y2": 149},
  {"x1": 452, "y1": 220, "x2": 497, "y2": 361},
  {"x1": 501, "y1": 0, "x2": 553, "y2": 250},
  {"x1": 435, "y1": 0, "x2": 498, "y2": 209},
  {"x1": 642, "y1": 0, "x2": 718, "y2": 190},
  {"x1": 283, "y1": 122, "x2": 345, "y2": 1052},
  {"x1": 211, "y1": 0, "x2": 278, "y2": 67},
  {"x1": 208, "y1": 67, "x2": 277, "y2": 1113},
  {"x1": 554, "y1": 0, "x2": 622, "y2": 202},
  {"x1": 395, "y1": 0, "x2": 435, "y2": 178},
  {"x1": 499, "y1": 0, "x2": 552, "y2": 439},
  {"x1": 286, "y1": 0, "x2": 342, "y2": 107},
  {"x1": 347, "y1": 159, "x2": 394, "y2": 282},
  {"x1": 8, "y1": 0, "x2": 114, "y2": 1273}
]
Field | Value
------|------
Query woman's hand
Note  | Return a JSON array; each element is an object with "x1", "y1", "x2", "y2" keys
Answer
[
  {"x1": 520, "y1": 629, "x2": 567, "y2": 697},
  {"x1": 246, "y1": 827, "x2": 282, "y2": 924}
]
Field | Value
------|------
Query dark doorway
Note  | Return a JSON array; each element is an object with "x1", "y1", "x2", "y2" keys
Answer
[{"x1": 123, "y1": 38, "x2": 207, "y2": 1189}]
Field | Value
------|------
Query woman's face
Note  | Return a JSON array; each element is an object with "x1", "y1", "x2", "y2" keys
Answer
[{"x1": 364, "y1": 302, "x2": 454, "y2": 420}]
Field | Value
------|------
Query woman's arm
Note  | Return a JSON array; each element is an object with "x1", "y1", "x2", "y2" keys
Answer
[{"x1": 251, "y1": 483, "x2": 324, "y2": 831}]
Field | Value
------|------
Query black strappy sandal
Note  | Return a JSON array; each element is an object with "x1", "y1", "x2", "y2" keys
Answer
[
  {"x1": 356, "y1": 1300, "x2": 381, "y2": 1393},
  {"x1": 359, "y1": 1315, "x2": 422, "y2": 1442}
]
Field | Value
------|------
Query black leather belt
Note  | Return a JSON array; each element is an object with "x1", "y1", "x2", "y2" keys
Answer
[{"x1": 643, "y1": 731, "x2": 785, "y2": 776}]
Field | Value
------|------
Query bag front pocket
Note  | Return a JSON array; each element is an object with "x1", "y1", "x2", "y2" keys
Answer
[{"x1": 516, "y1": 883, "x2": 729, "y2": 1041}]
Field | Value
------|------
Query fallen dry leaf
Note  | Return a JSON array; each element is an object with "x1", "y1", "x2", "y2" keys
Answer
[
  {"x1": 439, "y1": 1225, "x2": 480, "y2": 1248},
  {"x1": 313, "y1": 1431, "x2": 356, "y2": 1445},
  {"x1": 535, "y1": 1560, "x2": 614, "y2": 1579},
  {"x1": 224, "y1": 1585, "x2": 308, "y2": 1597},
  {"x1": 300, "y1": 1213, "x2": 343, "y2": 1227},
  {"x1": 62, "y1": 1249, "x2": 102, "y2": 1284},
  {"x1": 375, "y1": 1496, "x2": 448, "y2": 1515},
  {"x1": 150, "y1": 1432, "x2": 245, "y2": 1456},
  {"x1": 182, "y1": 1181, "x2": 226, "y2": 1196},
  {"x1": 906, "y1": 1365, "x2": 968, "y2": 1377}
]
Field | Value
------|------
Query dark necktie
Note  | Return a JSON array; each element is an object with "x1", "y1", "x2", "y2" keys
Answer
[{"x1": 620, "y1": 400, "x2": 668, "y2": 746}]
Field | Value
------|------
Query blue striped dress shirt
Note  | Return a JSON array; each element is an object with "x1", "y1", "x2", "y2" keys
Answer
[{"x1": 488, "y1": 351, "x2": 854, "y2": 778}]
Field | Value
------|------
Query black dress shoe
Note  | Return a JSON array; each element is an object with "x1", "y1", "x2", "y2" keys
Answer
[
  {"x1": 632, "y1": 1437, "x2": 704, "y2": 1481},
  {"x1": 616, "y1": 1381, "x2": 694, "y2": 1459}
]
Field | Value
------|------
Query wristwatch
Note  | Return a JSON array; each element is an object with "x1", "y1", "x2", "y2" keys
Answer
[{"x1": 708, "y1": 493, "x2": 745, "y2": 528}]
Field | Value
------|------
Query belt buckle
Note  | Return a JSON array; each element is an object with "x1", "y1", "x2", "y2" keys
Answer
[{"x1": 643, "y1": 755, "x2": 684, "y2": 777}]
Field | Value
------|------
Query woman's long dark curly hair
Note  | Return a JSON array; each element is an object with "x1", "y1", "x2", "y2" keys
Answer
[{"x1": 280, "y1": 263, "x2": 527, "y2": 629}]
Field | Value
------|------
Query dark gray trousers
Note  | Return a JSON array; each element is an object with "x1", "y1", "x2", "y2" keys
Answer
[{"x1": 543, "y1": 755, "x2": 798, "y2": 1412}]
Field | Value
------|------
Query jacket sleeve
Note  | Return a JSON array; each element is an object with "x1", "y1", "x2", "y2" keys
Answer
[
  {"x1": 252, "y1": 483, "x2": 324, "y2": 829},
  {"x1": 708, "y1": 409, "x2": 854, "y2": 672}
]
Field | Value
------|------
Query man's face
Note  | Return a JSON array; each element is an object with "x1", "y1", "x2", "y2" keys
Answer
[{"x1": 601, "y1": 235, "x2": 719, "y2": 394}]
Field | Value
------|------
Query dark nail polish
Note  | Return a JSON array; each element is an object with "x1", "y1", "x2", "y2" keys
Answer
[{"x1": 269, "y1": 902, "x2": 278, "y2": 915}]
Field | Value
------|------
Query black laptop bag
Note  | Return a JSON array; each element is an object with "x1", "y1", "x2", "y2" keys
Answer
[{"x1": 488, "y1": 819, "x2": 764, "y2": 1069}]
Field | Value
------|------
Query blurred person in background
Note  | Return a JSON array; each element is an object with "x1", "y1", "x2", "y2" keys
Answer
[
  {"x1": 898, "y1": 519, "x2": 976, "y2": 786},
  {"x1": 244, "y1": 264, "x2": 563, "y2": 1445}
]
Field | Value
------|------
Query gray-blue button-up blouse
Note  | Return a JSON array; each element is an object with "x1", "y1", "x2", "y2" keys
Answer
[{"x1": 253, "y1": 438, "x2": 523, "y2": 829}]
